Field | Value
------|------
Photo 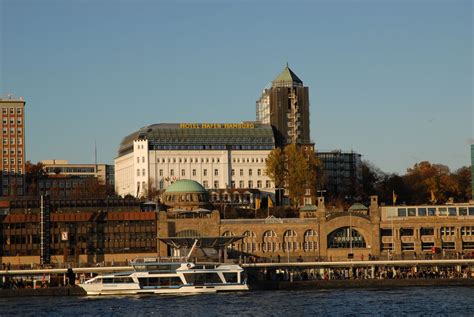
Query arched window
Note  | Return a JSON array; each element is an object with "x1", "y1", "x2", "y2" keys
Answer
[
  {"x1": 242, "y1": 231, "x2": 257, "y2": 253},
  {"x1": 327, "y1": 227, "x2": 366, "y2": 249},
  {"x1": 262, "y1": 230, "x2": 277, "y2": 252},
  {"x1": 283, "y1": 229, "x2": 298, "y2": 252},
  {"x1": 303, "y1": 229, "x2": 318, "y2": 252}
]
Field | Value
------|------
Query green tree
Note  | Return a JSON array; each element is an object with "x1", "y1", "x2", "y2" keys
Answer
[
  {"x1": 284, "y1": 144, "x2": 308, "y2": 206},
  {"x1": 265, "y1": 147, "x2": 286, "y2": 189}
]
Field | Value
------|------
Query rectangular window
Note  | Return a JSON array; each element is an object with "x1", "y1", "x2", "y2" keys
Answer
[
  {"x1": 159, "y1": 169, "x2": 163, "y2": 176},
  {"x1": 407, "y1": 208, "x2": 416, "y2": 217},
  {"x1": 459, "y1": 207, "x2": 468, "y2": 216},
  {"x1": 181, "y1": 169, "x2": 185, "y2": 176},
  {"x1": 17, "y1": 108, "x2": 22, "y2": 115},
  {"x1": 203, "y1": 169, "x2": 207, "y2": 176},
  {"x1": 214, "y1": 181, "x2": 219, "y2": 189},
  {"x1": 137, "y1": 169, "x2": 140, "y2": 176},
  {"x1": 248, "y1": 180, "x2": 253, "y2": 188},
  {"x1": 448, "y1": 207, "x2": 457, "y2": 216},
  {"x1": 192, "y1": 169, "x2": 196, "y2": 176},
  {"x1": 142, "y1": 169, "x2": 145, "y2": 176},
  {"x1": 257, "y1": 169, "x2": 261, "y2": 176},
  {"x1": 214, "y1": 169, "x2": 218, "y2": 176},
  {"x1": 203, "y1": 181, "x2": 208, "y2": 188},
  {"x1": 400, "y1": 228, "x2": 414, "y2": 236},
  {"x1": 397, "y1": 208, "x2": 407, "y2": 217},
  {"x1": 249, "y1": 169, "x2": 252, "y2": 176},
  {"x1": 137, "y1": 157, "x2": 140, "y2": 163},
  {"x1": 170, "y1": 169, "x2": 174, "y2": 176},
  {"x1": 418, "y1": 208, "x2": 427, "y2": 216},
  {"x1": 257, "y1": 180, "x2": 262, "y2": 188},
  {"x1": 231, "y1": 181, "x2": 235, "y2": 188},
  {"x1": 240, "y1": 169, "x2": 243, "y2": 176},
  {"x1": 420, "y1": 227, "x2": 434, "y2": 236},
  {"x1": 266, "y1": 180, "x2": 271, "y2": 188},
  {"x1": 239, "y1": 181, "x2": 244, "y2": 188},
  {"x1": 438, "y1": 207, "x2": 447, "y2": 216},
  {"x1": 428, "y1": 208, "x2": 436, "y2": 216},
  {"x1": 142, "y1": 157, "x2": 145, "y2": 163},
  {"x1": 231, "y1": 169, "x2": 235, "y2": 176},
  {"x1": 2, "y1": 108, "x2": 6, "y2": 115}
]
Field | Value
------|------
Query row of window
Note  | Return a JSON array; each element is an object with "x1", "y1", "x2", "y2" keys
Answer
[
  {"x1": 2, "y1": 148, "x2": 23, "y2": 156},
  {"x1": 1, "y1": 128, "x2": 22, "y2": 135},
  {"x1": 150, "y1": 157, "x2": 268, "y2": 164},
  {"x1": 381, "y1": 226, "x2": 474, "y2": 237},
  {"x1": 2, "y1": 168, "x2": 22, "y2": 174},
  {"x1": 2, "y1": 138, "x2": 23, "y2": 145},
  {"x1": 151, "y1": 145, "x2": 272, "y2": 150},
  {"x1": 382, "y1": 242, "x2": 474, "y2": 251},
  {"x1": 1, "y1": 108, "x2": 22, "y2": 115},
  {"x1": 2, "y1": 158, "x2": 22, "y2": 165},
  {"x1": 155, "y1": 168, "x2": 265, "y2": 178},
  {"x1": 396, "y1": 206, "x2": 474, "y2": 217},
  {"x1": 1, "y1": 118, "x2": 22, "y2": 125}
]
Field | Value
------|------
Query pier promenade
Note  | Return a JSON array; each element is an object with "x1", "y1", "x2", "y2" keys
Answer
[{"x1": 0, "y1": 259, "x2": 473, "y2": 296}]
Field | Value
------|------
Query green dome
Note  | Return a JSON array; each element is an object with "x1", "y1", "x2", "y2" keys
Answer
[{"x1": 165, "y1": 180, "x2": 207, "y2": 194}]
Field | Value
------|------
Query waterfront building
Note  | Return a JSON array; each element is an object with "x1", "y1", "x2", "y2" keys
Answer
[
  {"x1": 1, "y1": 179, "x2": 474, "y2": 267},
  {"x1": 316, "y1": 150, "x2": 362, "y2": 200},
  {"x1": 256, "y1": 64, "x2": 311, "y2": 147},
  {"x1": 114, "y1": 123, "x2": 275, "y2": 198},
  {"x1": 40, "y1": 160, "x2": 114, "y2": 186},
  {"x1": 0, "y1": 95, "x2": 25, "y2": 196}
]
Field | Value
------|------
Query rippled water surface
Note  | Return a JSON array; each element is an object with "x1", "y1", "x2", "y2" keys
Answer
[{"x1": 1, "y1": 287, "x2": 473, "y2": 316}]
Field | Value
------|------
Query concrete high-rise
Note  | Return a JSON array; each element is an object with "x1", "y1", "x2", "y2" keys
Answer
[
  {"x1": 256, "y1": 64, "x2": 311, "y2": 147},
  {"x1": 0, "y1": 96, "x2": 25, "y2": 196}
]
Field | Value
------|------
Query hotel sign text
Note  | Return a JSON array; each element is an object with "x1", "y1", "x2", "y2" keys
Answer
[{"x1": 179, "y1": 123, "x2": 255, "y2": 129}]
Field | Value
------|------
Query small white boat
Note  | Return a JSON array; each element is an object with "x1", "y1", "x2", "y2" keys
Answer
[{"x1": 80, "y1": 241, "x2": 249, "y2": 295}]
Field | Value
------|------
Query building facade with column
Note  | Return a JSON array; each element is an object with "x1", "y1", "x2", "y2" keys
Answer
[
  {"x1": 0, "y1": 96, "x2": 26, "y2": 196},
  {"x1": 114, "y1": 123, "x2": 276, "y2": 198}
]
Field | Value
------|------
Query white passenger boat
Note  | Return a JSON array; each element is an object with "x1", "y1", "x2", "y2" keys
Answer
[{"x1": 80, "y1": 242, "x2": 249, "y2": 295}]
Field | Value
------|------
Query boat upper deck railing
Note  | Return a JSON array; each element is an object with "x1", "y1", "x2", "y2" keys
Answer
[{"x1": 130, "y1": 256, "x2": 189, "y2": 265}]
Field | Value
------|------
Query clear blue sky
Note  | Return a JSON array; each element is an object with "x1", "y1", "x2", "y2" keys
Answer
[{"x1": 1, "y1": 0, "x2": 472, "y2": 174}]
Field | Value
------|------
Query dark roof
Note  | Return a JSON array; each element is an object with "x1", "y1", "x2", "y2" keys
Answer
[
  {"x1": 272, "y1": 65, "x2": 303, "y2": 87},
  {"x1": 118, "y1": 123, "x2": 275, "y2": 157}
]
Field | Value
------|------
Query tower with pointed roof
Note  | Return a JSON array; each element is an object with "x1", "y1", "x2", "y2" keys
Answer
[{"x1": 256, "y1": 64, "x2": 311, "y2": 147}]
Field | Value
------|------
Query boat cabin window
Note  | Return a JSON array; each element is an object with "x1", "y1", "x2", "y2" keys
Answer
[
  {"x1": 102, "y1": 277, "x2": 133, "y2": 284},
  {"x1": 138, "y1": 277, "x2": 182, "y2": 288},
  {"x1": 184, "y1": 273, "x2": 222, "y2": 285},
  {"x1": 223, "y1": 273, "x2": 238, "y2": 283}
]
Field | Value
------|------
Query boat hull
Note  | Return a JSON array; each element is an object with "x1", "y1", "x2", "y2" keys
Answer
[{"x1": 80, "y1": 284, "x2": 248, "y2": 295}]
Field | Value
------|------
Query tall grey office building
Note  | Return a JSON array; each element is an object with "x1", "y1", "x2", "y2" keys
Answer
[{"x1": 256, "y1": 64, "x2": 311, "y2": 147}]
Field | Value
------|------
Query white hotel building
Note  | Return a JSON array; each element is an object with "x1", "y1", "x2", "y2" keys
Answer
[{"x1": 115, "y1": 123, "x2": 276, "y2": 198}]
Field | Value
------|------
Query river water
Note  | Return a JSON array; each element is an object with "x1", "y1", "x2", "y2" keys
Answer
[{"x1": 1, "y1": 287, "x2": 473, "y2": 316}]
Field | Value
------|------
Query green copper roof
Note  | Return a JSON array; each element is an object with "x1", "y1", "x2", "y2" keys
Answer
[
  {"x1": 272, "y1": 64, "x2": 303, "y2": 87},
  {"x1": 348, "y1": 203, "x2": 368, "y2": 211},
  {"x1": 165, "y1": 179, "x2": 207, "y2": 193}
]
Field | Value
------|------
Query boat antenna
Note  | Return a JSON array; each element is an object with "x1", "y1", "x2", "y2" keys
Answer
[{"x1": 186, "y1": 239, "x2": 199, "y2": 261}]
